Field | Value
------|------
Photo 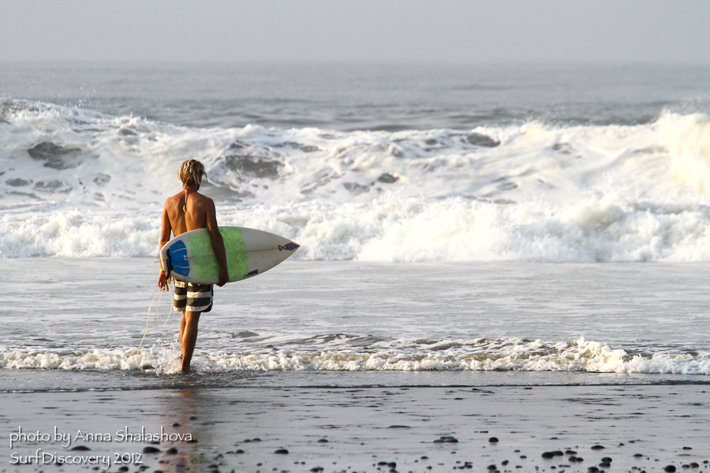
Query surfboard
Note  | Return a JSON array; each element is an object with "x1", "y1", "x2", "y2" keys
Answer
[{"x1": 160, "y1": 227, "x2": 299, "y2": 285}]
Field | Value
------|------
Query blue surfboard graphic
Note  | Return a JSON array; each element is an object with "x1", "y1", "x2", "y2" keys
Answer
[{"x1": 168, "y1": 240, "x2": 190, "y2": 277}]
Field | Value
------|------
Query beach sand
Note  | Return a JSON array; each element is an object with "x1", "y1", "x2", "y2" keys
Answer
[{"x1": 3, "y1": 373, "x2": 709, "y2": 473}]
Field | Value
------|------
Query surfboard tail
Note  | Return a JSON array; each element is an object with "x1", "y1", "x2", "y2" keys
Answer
[{"x1": 161, "y1": 247, "x2": 173, "y2": 278}]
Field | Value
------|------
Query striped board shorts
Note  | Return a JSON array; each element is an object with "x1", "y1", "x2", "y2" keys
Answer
[{"x1": 173, "y1": 281, "x2": 213, "y2": 313}]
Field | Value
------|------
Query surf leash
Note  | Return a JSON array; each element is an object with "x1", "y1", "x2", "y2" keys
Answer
[{"x1": 138, "y1": 282, "x2": 174, "y2": 370}]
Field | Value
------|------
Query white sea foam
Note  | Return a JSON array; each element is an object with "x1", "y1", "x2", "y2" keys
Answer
[
  {"x1": 1, "y1": 338, "x2": 708, "y2": 375},
  {"x1": 3, "y1": 100, "x2": 710, "y2": 262}
]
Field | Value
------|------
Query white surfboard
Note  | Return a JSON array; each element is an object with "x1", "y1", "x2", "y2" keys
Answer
[{"x1": 160, "y1": 227, "x2": 299, "y2": 285}]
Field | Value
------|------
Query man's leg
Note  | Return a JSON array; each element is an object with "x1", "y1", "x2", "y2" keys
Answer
[
  {"x1": 179, "y1": 313, "x2": 187, "y2": 357},
  {"x1": 180, "y1": 311, "x2": 201, "y2": 372},
  {"x1": 174, "y1": 282, "x2": 188, "y2": 355}
]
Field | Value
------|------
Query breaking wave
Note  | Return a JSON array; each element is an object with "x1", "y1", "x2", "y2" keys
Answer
[
  {"x1": 2, "y1": 338, "x2": 708, "y2": 376},
  {"x1": 3, "y1": 100, "x2": 710, "y2": 262}
]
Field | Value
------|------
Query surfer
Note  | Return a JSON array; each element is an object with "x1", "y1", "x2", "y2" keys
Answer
[{"x1": 158, "y1": 159, "x2": 229, "y2": 372}]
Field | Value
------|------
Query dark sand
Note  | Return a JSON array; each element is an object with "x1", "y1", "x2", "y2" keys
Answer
[{"x1": 3, "y1": 374, "x2": 709, "y2": 473}]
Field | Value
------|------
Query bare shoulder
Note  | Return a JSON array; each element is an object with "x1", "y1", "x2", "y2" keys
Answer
[
  {"x1": 195, "y1": 192, "x2": 216, "y2": 209},
  {"x1": 164, "y1": 191, "x2": 183, "y2": 207}
]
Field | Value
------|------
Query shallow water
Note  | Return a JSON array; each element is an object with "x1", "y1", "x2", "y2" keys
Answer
[{"x1": 2, "y1": 259, "x2": 709, "y2": 386}]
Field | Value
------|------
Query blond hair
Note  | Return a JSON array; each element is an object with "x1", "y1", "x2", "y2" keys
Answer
[{"x1": 178, "y1": 159, "x2": 206, "y2": 187}]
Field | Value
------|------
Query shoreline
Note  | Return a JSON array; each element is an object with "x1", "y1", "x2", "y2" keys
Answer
[{"x1": 3, "y1": 368, "x2": 710, "y2": 394}]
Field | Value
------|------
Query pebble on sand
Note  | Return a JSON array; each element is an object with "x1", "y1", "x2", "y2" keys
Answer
[{"x1": 434, "y1": 436, "x2": 458, "y2": 443}]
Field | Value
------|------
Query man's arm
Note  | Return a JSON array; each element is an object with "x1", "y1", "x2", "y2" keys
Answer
[
  {"x1": 205, "y1": 199, "x2": 229, "y2": 287},
  {"x1": 158, "y1": 206, "x2": 172, "y2": 289},
  {"x1": 159, "y1": 206, "x2": 173, "y2": 251}
]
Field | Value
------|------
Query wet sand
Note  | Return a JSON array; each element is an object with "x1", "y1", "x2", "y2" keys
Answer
[{"x1": 3, "y1": 376, "x2": 709, "y2": 473}]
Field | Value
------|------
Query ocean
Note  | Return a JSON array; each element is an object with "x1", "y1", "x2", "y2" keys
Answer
[
  {"x1": 2, "y1": 63, "x2": 710, "y2": 472},
  {"x1": 2, "y1": 62, "x2": 710, "y2": 376}
]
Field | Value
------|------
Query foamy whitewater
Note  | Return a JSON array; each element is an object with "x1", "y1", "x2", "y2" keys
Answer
[
  {"x1": 4, "y1": 103, "x2": 710, "y2": 263},
  {"x1": 2, "y1": 64, "x2": 710, "y2": 382},
  {"x1": 4, "y1": 338, "x2": 709, "y2": 376}
]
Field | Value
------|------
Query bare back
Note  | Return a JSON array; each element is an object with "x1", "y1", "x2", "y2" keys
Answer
[{"x1": 161, "y1": 189, "x2": 215, "y2": 239}]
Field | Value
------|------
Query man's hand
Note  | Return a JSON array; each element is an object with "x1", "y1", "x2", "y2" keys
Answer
[
  {"x1": 217, "y1": 267, "x2": 229, "y2": 287},
  {"x1": 158, "y1": 271, "x2": 169, "y2": 290}
]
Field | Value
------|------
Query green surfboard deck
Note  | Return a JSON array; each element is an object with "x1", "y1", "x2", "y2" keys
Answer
[{"x1": 187, "y1": 227, "x2": 249, "y2": 282}]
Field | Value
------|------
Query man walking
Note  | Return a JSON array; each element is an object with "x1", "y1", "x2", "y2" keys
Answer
[{"x1": 158, "y1": 159, "x2": 228, "y2": 372}]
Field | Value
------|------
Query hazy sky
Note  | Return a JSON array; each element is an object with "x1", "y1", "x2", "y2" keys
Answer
[{"x1": 2, "y1": 0, "x2": 709, "y2": 64}]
